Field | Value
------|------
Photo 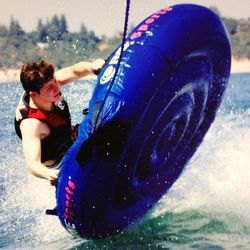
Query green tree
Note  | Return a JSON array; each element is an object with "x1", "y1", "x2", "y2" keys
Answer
[
  {"x1": 223, "y1": 17, "x2": 238, "y2": 35},
  {"x1": 79, "y1": 23, "x2": 88, "y2": 44},
  {"x1": 37, "y1": 19, "x2": 48, "y2": 42},
  {"x1": 60, "y1": 14, "x2": 68, "y2": 38},
  {"x1": 7, "y1": 18, "x2": 26, "y2": 48},
  {"x1": 46, "y1": 15, "x2": 61, "y2": 41},
  {"x1": 0, "y1": 25, "x2": 8, "y2": 37},
  {"x1": 8, "y1": 18, "x2": 25, "y2": 37}
]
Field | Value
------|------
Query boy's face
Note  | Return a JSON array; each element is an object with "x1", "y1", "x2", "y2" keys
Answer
[{"x1": 34, "y1": 78, "x2": 61, "y2": 103}]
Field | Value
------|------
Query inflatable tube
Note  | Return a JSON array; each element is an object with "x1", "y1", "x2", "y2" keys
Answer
[{"x1": 56, "y1": 4, "x2": 231, "y2": 238}]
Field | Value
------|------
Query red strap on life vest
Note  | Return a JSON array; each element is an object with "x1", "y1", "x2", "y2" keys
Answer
[{"x1": 28, "y1": 107, "x2": 67, "y2": 128}]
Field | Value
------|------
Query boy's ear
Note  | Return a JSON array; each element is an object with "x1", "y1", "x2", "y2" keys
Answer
[{"x1": 29, "y1": 91, "x2": 38, "y2": 98}]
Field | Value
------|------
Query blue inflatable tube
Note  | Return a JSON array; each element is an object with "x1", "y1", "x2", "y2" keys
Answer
[{"x1": 56, "y1": 4, "x2": 231, "y2": 238}]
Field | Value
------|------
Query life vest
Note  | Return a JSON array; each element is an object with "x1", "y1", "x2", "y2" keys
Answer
[{"x1": 15, "y1": 92, "x2": 74, "y2": 164}]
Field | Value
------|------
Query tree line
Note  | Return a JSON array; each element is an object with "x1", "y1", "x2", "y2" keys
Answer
[
  {"x1": 0, "y1": 14, "x2": 120, "y2": 69},
  {"x1": 211, "y1": 7, "x2": 250, "y2": 60},
  {"x1": 0, "y1": 9, "x2": 250, "y2": 70}
]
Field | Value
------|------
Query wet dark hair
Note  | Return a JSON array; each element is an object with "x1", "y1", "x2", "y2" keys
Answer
[{"x1": 20, "y1": 60, "x2": 55, "y2": 93}]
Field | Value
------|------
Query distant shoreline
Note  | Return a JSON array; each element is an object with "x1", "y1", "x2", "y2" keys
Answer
[
  {"x1": 0, "y1": 69, "x2": 20, "y2": 83},
  {"x1": 0, "y1": 57, "x2": 249, "y2": 83},
  {"x1": 231, "y1": 57, "x2": 250, "y2": 73}
]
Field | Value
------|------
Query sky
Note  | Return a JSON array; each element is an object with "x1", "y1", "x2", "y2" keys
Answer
[{"x1": 0, "y1": 0, "x2": 250, "y2": 37}]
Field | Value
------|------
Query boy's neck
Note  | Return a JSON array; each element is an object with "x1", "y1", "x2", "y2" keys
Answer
[{"x1": 30, "y1": 96, "x2": 53, "y2": 112}]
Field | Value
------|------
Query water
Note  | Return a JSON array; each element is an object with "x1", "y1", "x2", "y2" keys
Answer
[{"x1": 0, "y1": 74, "x2": 250, "y2": 249}]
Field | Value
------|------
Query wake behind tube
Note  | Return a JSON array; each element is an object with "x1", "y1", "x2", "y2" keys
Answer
[{"x1": 56, "y1": 4, "x2": 231, "y2": 238}]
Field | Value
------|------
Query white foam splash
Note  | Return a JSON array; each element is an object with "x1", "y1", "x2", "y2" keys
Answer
[{"x1": 153, "y1": 111, "x2": 250, "y2": 224}]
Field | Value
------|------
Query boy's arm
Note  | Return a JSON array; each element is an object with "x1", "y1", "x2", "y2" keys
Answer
[
  {"x1": 20, "y1": 118, "x2": 59, "y2": 184},
  {"x1": 55, "y1": 58, "x2": 105, "y2": 86}
]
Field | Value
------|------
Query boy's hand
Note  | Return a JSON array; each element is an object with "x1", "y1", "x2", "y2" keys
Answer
[
  {"x1": 47, "y1": 169, "x2": 59, "y2": 186},
  {"x1": 91, "y1": 59, "x2": 105, "y2": 75}
]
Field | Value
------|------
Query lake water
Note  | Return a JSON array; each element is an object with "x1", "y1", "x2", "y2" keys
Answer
[{"x1": 0, "y1": 73, "x2": 250, "y2": 249}]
